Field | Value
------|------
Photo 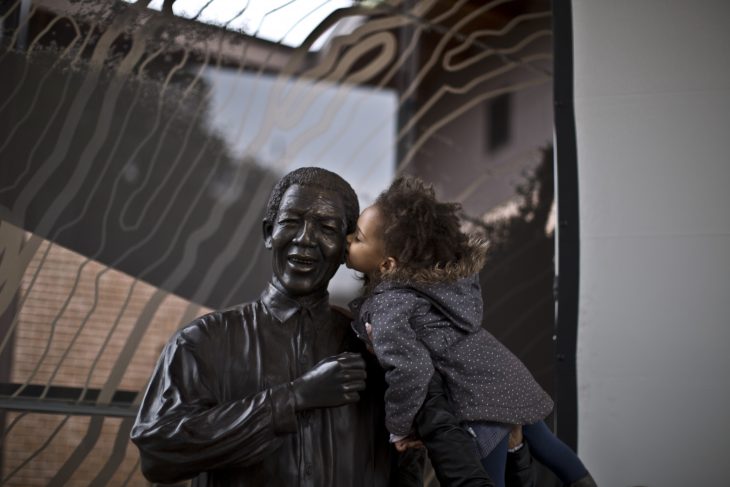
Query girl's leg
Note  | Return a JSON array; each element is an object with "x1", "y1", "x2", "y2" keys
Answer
[
  {"x1": 521, "y1": 421, "x2": 588, "y2": 483},
  {"x1": 479, "y1": 434, "x2": 508, "y2": 487}
]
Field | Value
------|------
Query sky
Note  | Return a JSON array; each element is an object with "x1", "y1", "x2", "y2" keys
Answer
[{"x1": 140, "y1": 0, "x2": 355, "y2": 49}]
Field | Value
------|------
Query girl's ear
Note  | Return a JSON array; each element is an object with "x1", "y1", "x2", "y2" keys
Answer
[{"x1": 379, "y1": 257, "x2": 397, "y2": 273}]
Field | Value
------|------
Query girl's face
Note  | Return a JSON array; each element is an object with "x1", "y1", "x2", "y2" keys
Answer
[{"x1": 345, "y1": 205, "x2": 389, "y2": 275}]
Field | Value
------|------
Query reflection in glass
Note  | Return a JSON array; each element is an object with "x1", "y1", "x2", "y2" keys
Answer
[{"x1": 0, "y1": 1, "x2": 554, "y2": 484}]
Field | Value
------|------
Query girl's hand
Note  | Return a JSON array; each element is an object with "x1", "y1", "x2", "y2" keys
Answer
[{"x1": 365, "y1": 323, "x2": 374, "y2": 354}]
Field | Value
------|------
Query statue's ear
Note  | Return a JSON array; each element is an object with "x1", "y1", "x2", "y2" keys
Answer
[{"x1": 262, "y1": 220, "x2": 273, "y2": 249}]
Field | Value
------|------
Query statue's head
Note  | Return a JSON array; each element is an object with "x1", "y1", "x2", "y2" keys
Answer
[{"x1": 263, "y1": 167, "x2": 359, "y2": 298}]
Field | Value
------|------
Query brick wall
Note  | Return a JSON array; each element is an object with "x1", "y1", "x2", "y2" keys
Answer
[{"x1": 3, "y1": 237, "x2": 209, "y2": 486}]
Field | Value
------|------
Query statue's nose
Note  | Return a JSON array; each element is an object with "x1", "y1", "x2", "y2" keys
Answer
[{"x1": 293, "y1": 220, "x2": 316, "y2": 246}]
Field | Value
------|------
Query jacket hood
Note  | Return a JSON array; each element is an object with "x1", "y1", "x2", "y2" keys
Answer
[
  {"x1": 378, "y1": 237, "x2": 488, "y2": 284},
  {"x1": 371, "y1": 238, "x2": 488, "y2": 334}
]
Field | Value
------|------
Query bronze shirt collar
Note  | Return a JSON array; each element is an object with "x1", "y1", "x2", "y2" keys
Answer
[{"x1": 260, "y1": 283, "x2": 330, "y2": 323}]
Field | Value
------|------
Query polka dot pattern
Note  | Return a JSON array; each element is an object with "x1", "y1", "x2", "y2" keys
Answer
[{"x1": 352, "y1": 275, "x2": 553, "y2": 436}]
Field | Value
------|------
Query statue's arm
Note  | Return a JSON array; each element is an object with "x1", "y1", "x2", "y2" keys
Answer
[{"x1": 130, "y1": 326, "x2": 295, "y2": 483}]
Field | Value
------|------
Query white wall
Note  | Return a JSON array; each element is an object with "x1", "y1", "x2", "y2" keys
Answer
[{"x1": 571, "y1": 1, "x2": 730, "y2": 485}]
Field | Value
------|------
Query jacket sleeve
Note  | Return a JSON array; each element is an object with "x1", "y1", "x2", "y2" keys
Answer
[
  {"x1": 130, "y1": 319, "x2": 297, "y2": 483},
  {"x1": 505, "y1": 442, "x2": 537, "y2": 487},
  {"x1": 368, "y1": 292, "x2": 434, "y2": 437}
]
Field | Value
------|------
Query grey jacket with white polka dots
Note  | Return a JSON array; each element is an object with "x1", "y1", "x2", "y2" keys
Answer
[{"x1": 350, "y1": 274, "x2": 554, "y2": 437}]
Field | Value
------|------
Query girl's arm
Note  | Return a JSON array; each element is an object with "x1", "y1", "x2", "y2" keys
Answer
[{"x1": 368, "y1": 290, "x2": 435, "y2": 437}]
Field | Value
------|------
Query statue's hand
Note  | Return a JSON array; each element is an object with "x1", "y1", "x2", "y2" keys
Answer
[{"x1": 291, "y1": 352, "x2": 367, "y2": 411}]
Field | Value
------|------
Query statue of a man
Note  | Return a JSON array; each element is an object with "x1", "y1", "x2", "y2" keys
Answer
[{"x1": 131, "y1": 167, "x2": 403, "y2": 486}]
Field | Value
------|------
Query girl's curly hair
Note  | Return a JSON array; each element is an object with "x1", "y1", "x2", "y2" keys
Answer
[{"x1": 374, "y1": 176, "x2": 471, "y2": 273}]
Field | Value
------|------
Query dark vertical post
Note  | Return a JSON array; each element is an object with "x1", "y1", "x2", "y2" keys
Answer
[{"x1": 552, "y1": 0, "x2": 579, "y2": 450}]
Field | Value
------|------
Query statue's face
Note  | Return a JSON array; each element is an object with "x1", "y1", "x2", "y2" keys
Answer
[{"x1": 264, "y1": 184, "x2": 347, "y2": 297}]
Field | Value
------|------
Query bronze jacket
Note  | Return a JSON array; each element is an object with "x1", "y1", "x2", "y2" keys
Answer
[{"x1": 131, "y1": 284, "x2": 399, "y2": 487}]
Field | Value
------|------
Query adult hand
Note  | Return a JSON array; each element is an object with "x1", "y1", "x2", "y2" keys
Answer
[
  {"x1": 394, "y1": 436, "x2": 425, "y2": 452},
  {"x1": 508, "y1": 424, "x2": 524, "y2": 450},
  {"x1": 291, "y1": 352, "x2": 367, "y2": 411}
]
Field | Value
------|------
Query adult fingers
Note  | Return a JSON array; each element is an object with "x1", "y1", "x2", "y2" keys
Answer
[
  {"x1": 337, "y1": 352, "x2": 366, "y2": 369},
  {"x1": 342, "y1": 379, "x2": 366, "y2": 392},
  {"x1": 341, "y1": 369, "x2": 367, "y2": 380},
  {"x1": 342, "y1": 391, "x2": 361, "y2": 402}
]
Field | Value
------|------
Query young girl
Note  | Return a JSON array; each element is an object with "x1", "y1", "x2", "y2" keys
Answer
[{"x1": 346, "y1": 176, "x2": 596, "y2": 487}]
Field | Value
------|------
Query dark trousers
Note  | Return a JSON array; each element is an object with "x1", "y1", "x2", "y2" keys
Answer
[
  {"x1": 480, "y1": 435, "x2": 508, "y2": 487},
  {"x1": 522, "y1": 421, "x2": 588, "y2": 483},
  {"x1": 413, "y1": 373, "x2": 495, "y2": 487}
]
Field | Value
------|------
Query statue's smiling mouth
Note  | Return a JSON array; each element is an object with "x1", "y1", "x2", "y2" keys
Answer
[{"x1": 287, "y1": 254, "x2": 318, "y2": 270}]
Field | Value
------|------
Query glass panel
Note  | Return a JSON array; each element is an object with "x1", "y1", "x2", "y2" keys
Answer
[
  {"x1": 6, "y1": 226, "x2": 209, "y2": 397},
  {"x1": 1, "y1": 413, "x2": 155, "y2": 486},
  {"x1": 0, "y1": 1, "x2": 554, "y2": 484}
]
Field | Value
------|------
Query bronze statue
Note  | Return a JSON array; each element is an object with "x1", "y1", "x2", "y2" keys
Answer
[{"x1": 131, "y1": 167, "x2": 402, "y2": 486}]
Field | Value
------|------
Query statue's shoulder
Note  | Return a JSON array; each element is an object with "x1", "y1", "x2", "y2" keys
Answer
[{"x1": 176, "y1": 302, "x2": 257, "y2": 346}]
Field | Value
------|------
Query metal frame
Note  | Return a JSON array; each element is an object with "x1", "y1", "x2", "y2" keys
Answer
[
  {"x1": 0, "y1": 383, "x2": 138, "y2": 418},
  {"x1": 552, "y1": 0, "x2": 580, "y2": 449}
]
